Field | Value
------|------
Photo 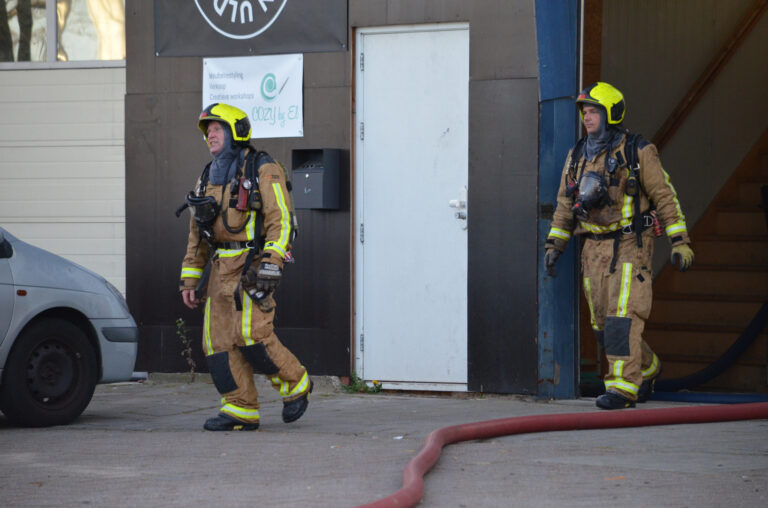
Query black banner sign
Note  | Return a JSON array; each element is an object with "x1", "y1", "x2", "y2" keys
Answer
[{"x1": 155, "y1": 0, "x2": 348, "y2": 57}]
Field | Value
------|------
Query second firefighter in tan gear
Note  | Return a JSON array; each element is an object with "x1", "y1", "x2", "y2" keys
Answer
[
  {"x1": 545, "y1": 82, "x2": 693, "y2": 409},
  {"x1": 179, "y1": 103, "x2": 310, "y2": 430}
]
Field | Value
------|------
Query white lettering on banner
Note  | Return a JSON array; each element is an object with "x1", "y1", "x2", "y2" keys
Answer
[{"x1": 195, "y1": 0, "x2": 288, "y2": 40}]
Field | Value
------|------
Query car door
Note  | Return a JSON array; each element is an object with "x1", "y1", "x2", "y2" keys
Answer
[{"x1": 0, "y1": 231, "x2": 14, "y2": 343}]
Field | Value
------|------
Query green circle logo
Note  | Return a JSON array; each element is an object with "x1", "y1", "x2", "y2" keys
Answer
[{"x1": 261, "y1": 73, "x2": 278, "y2": 101}]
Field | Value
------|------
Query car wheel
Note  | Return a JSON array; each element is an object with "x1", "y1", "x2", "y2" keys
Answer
[{"x1": 0, "y1": 318, "x2": 98, "y2": 427}]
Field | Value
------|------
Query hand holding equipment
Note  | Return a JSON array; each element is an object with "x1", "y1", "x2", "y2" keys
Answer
[
  {"x1": 670, "y1": 244, "x2": 694, "y2": 272},
  {"x1": 544, "y1": 248, "x2": 561, "y2": 277},
  {"x1": 242, "y1": 261, "x2": 282, "y2": 293}
]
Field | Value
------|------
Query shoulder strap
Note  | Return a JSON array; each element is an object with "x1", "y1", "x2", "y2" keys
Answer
[
  {"x1": 568, "y1": 136, "x2": 587, "y2": 180},
  {"x1": 624, "y1": 133, "x2": 646, "y2": 170},
  {"x1": 245, "y1": 150, "x2": 259, "y2": 182},
  {"x1": 623, "y1": 132, "x2": 647, "y2": 247},
  {"x1": 198, "y1": 162, "x2": 212, "y2": 195},
  {"x1": 570, "y1": 137, "x2": 586, "y2": 167},
  {"x1": 245, "y1": 150, "x2": 278, "y2": 182}
]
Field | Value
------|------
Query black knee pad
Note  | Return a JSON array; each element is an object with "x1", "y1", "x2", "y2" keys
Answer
[
  {"x1": 239, "y1": 343, "x2": 280, "y2": 375},
  {"x1": 593, "y1": 329, "x2": 605, "y2": 349},
  {"x1": 206, "y1": 352, "x2": 238, "y2": 394},
  {"x1": 604, "y1": 316, "x2": 631, "y2": 356}
]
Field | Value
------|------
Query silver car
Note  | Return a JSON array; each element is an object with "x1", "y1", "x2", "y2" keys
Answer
[{"x1": 0, "y1": 227, "x2": 138, "y2": 427}]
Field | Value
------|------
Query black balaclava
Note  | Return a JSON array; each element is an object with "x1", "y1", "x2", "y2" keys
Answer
[
  {"x1": 208, "y1": 121, "x2": 243, "y2": 185},
  {"x1": 583, "y1": 106, "x2": 623, "y2": 161}
]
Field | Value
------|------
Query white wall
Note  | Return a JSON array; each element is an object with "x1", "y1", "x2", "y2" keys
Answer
[{"x1": 0, "y1": 67, "x2": 126, "y2": 293}]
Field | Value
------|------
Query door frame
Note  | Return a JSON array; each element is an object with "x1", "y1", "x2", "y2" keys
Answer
[{"x1": 352, "y1": 23, "x2": 470, "y2": 388}]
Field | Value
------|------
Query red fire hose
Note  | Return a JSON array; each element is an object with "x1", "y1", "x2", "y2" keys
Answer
[{"x1": 358, "y1": 402, "x2": 768, "y2": 508}]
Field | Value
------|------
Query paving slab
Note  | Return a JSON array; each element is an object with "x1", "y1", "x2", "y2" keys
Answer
[{"x1": 0, "y1": 376, "x2": 766, "y2": 507}]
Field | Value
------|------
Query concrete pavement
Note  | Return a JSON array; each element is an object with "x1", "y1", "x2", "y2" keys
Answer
[{"x1": 0, "y1": 375, "x2": 767, "y2": 507}]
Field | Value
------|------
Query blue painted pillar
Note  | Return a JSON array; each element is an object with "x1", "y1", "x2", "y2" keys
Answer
[{"x1": 535, "y1": 0, "x2": 581, "y2": 399}]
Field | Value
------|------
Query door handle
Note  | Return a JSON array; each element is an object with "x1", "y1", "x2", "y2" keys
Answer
[{"x1": 448, "y1": 186, "x2": 468, "y2": 230}]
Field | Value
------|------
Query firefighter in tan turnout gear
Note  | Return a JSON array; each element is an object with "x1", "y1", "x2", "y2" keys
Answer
[
  {"x1": 178, "y1": 103, "x2": 311, "y2": 430},
  {"x1": 544, "y1": 82, "x2": 695, "y2": 410}
]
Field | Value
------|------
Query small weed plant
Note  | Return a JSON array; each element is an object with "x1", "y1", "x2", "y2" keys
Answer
[
  {"x1": 342, "y1": 373, "x2": 382, "y2": 394},
  {"x1": 176, "y1": 318, "x2": 197, "y2": 382}
]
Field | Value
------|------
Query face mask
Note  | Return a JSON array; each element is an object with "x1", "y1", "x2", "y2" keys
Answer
[{"x1": 572, "y1": 171, "x2": 609, "y2": 219}]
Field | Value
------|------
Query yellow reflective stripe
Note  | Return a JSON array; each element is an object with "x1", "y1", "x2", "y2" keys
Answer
[
  {"x1": 216, "y1": 248, "x2": 248, "y2": 258},
  {"x1": 271, "y1": 371, "x2": 309, "y2": 398},
  {"x1": 579, "y1": 218, "x2": 632, "y2": 234},
  {"x1": 613, "y1": 360, "x2": 625, "y2": 378},
  {"x1": 642, "y1": 353, "x2": 660, "y2": 379},
  {"x1": 271, "y1": 376, "x2": 290, "y2": 396},
  {"x1": 622, "y1": 193, "x2": 634, "y2": 221},
  {"x1": 605, "y1": 379, "x2": 639, "y2": 396},
  {"x1": 220, "y1": 403, "x2": 260, "y2": 422},
  {"x1": 583, "y1": 277, "x2": 598, "y2": 330},
  {"x1": 247, "y1": 211, "x2": 256, "y2": 241},
  {"x1": 286, "y1": 371, "x2": 309, "y2": 398},
  {"x1": 241, "y1": 290, "x2": 254, "y2": 346},
  {"x1": 548, "y1": 227, "x2": 571, "y2": 241},
  {"x1": 264, "y1": 242, "x2": 286, "y2": 257},
  {"x1": 203, "y1": 298, "x2": 213, "y2": 355},
  {"x1": 181, "y1": 267, "x2": 203, "y2": 278},
  {"x1": 265, "y1": 182, "x2": 291, "y2": 257},
  {"x1": 665, "y1": 222, "x2": 687, "y2": 236},
  {"x1": 662, "y1": 167, "x2": 686, "y2": 221},
  {"x1": 617, "y1": 263, "x2": 632, "y2": 317}
]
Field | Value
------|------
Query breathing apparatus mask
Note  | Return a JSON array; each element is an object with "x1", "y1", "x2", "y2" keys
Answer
[
  {"x1": 175, "y1": 193, "x2": 220, "y2": 243},
  {"x1": 570, "y1": 171, "x2": 609, "y2": 220}
]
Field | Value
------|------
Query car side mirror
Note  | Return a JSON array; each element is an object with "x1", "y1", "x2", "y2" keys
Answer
[{"x1": 0, "y1": 231, "x2": 13, "y2": 259}]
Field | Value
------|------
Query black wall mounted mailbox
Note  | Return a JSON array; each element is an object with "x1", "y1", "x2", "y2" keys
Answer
[{"x1": 291, "y1": 149, "x2": 340, "y2": 210}]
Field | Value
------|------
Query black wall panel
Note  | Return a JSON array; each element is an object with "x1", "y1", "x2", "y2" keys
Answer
[
  {"x1": 126, "y1": 0, "x2": 543, "y2": 393},
  {"x1": 467, "y1": 79, "x2": 540, "y2": 394},
  {"x1": 126, "y1": 1, "x2": 352, "y2": 376}
]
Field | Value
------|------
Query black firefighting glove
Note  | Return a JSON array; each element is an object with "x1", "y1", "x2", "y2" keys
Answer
[
  {"x1": 257, "y1": 262, "x2": 282, "y2": 290},
  {"x1": 242, "y1": 261, "x2": 282, "y2": 293},
  {"x1": 544, "y1": 248, "x2": 561, "y2": 277},
  {"x1": 670, "y1": 244, "x2": 694, "y2": 272}
]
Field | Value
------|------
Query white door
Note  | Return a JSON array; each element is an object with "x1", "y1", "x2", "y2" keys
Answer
[{"x1": 355, "y1": 24, "x2": 469, "y2": 391}]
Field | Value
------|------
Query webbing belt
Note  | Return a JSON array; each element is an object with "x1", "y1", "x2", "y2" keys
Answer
[
  {"x1": 584, "y1": 214, "x2": 653, "y2": 274},
  {"x1": 215, "y1": 241, "x2": 254, "y2": 250}
]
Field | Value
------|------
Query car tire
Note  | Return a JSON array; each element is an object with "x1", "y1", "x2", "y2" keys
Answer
[{"x1": 0, "y1": 318, "x2": 98, "y2": 427}]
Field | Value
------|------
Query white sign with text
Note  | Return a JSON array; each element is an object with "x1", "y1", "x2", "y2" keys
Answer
[{"x1": 203, "y1": 54, "x2": 303, "y2": 138}]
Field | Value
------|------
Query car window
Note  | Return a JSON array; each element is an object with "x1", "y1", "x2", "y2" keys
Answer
[{"x1": 0, "y1": 233, "x2": 13, "y2": 259}]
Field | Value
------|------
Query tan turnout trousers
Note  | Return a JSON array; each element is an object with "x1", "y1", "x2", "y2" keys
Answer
[
  {"x1": 201, "y1": 250, "x2": 309, "y2": 423},
  {"x1": 581, "y1": 229, "x2": 661, "y2": 400}
]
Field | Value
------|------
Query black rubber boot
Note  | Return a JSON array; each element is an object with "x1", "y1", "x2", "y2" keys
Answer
[
  {"x1": 282, "y1": 380, "x2": 313, "y2": 423},
  {"x1": 596, "y1": 391, "x2": 636, "y2": 410},
  {"x1": 637, "y1": 366, "x2": 663, "y2": 403},
  {"x1": 203, "y1": 413, "x2": 260, "y2": 431}
]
